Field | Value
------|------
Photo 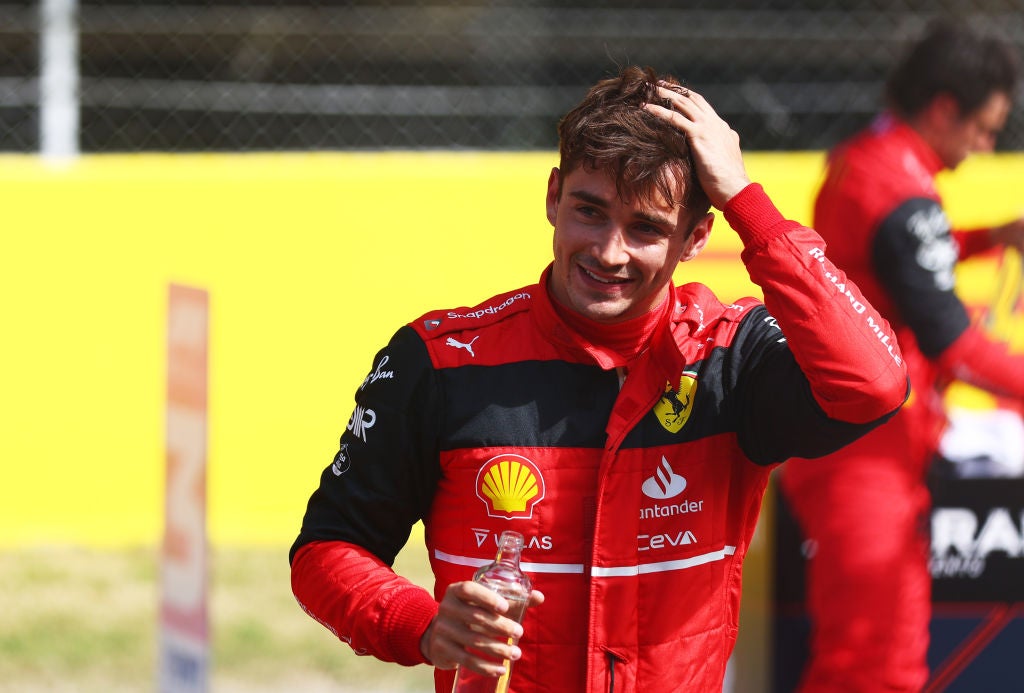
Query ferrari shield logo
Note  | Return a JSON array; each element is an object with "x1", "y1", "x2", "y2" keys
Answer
[{"x1": 654, "y1": 371, "x2": 698, "y2": 433}]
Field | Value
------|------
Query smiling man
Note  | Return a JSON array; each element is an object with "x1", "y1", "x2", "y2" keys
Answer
[
  {"x1": 546, "y1": 164, "x2": 709, "y2": 323},
  {"x1": 289, "y1": 66, "x2": 909, "y2": 692}
]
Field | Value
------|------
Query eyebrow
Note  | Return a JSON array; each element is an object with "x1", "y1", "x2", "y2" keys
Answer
[
  {"x1": 568, "y1": 189, "x2": 675, "y2": 228},
  {"x1": 568, "y1": 189, "x2": 610, "y2": 209}
]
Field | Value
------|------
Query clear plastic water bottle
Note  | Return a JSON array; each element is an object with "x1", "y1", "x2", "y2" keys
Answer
[{"x1": 451, "y1": 530, "x2": 532, "y2": 693}]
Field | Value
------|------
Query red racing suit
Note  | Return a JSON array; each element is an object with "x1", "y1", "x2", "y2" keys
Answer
[
  {"x1": 291, "y1": 184, "x2": 908, "y2": 692},
  {"x1": 780, "y1": 114, "x2": 1024, "y2": 692}
]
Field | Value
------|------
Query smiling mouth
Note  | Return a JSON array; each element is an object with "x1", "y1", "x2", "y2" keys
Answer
[{"x1": 581, "y1": 265, "x2": 631, "y2": 285}]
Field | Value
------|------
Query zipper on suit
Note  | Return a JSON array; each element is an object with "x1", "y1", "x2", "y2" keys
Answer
[{"x1": 606, "y1": 650, "x2": 620, "y2": 693}]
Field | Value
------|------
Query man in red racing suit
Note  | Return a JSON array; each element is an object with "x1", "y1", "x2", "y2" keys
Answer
[
  {"x1": 780, "y1": 20, "x2": 1024, "y2": 692},
  {"x1": 290, "y1": 67, "x2": 908, "y2": 692}
]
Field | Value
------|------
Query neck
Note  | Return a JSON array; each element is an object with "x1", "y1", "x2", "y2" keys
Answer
[{"x1": 553, "y1": 294, "x2": 671, "y2": 363}]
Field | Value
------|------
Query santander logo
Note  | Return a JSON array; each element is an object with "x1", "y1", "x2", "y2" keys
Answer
[{"x1": 642, "y1": 457, "x2": 687, "y2": 500}]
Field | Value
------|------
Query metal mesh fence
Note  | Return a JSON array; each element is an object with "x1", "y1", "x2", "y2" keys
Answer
[{"x1": 3, "y1": 0, "x2": 1024, "y2": 153}]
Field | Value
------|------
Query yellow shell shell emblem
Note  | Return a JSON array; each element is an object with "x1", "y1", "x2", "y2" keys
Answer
[
  {"x1": 475, "y1": 454, "x2": 545, "y2": 519},
  {"x1": 654, "y1": 371, "x2": 698, "y2": 433}
]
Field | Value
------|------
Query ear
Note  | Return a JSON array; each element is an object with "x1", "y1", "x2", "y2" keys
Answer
[
  {"x1": 680, "y1": 212, "x2": 714, "y2": 263},
  {"x1": 545, "y1": 167, "x2": 561, "y2": 226},
  {"x1": 928, "y1": 93, "x2": 962, "y2": 128}
]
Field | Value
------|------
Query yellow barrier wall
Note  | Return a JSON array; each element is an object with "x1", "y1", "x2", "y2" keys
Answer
[{"x1": 2, "y1": 151, "x2": 1021, "y2": 547}]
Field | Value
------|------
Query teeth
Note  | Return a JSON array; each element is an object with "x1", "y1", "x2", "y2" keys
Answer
[{"x1": 583, "y1": 267, "x2": 626, "y2": 284}]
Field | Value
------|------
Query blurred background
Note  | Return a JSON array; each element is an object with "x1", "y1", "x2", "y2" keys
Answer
[
  {"x1": 5, "y1": 0, "x2": 1024, "y2": 153},
  {"x1": 2, "y1": 1, "x2": 1023, "y2": 692}
]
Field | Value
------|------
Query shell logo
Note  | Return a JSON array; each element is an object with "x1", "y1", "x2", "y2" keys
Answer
[{"x1": 475, "y1": 454, "x2": 545, "y2": 519}]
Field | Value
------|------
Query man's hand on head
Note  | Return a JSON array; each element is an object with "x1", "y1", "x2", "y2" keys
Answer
[{"x1": 643, "y1": 84, "x2": 751, "y2": 210}]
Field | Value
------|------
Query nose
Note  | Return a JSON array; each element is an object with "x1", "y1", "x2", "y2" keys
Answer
[{"x1": 591, "y1": 226, "x2": 630, "y2": 267}]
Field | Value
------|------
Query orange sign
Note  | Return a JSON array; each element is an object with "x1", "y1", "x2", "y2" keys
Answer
[{"x1": 160, "y1": 284, "x2": 209, "y2": 691}]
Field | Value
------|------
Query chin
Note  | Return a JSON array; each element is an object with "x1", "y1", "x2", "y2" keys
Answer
[
  {"x1": 578, "y1": 304, "x2": 631, "y2": 324},
  {"x1": 946, "y1": 153, "x2": 969, "y2": 170}
]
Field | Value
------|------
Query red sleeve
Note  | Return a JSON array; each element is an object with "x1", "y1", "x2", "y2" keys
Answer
[
  {"x1": 937, "y1": 324, "x2": 1024, "y2": 400},
  {"x1": 724, "y1": 183, "x2": 909, "y2": 424},
  {"x1": 952, "y1": 227, "x2": 999, "y2": 260},
  {"x1": 291, "y1": 540, "x2": 439, "y2": 666}
]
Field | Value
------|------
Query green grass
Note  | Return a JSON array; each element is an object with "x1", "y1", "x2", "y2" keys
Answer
[{"x1": 0, "y1": 544, "x2": 435, "y2": 692}]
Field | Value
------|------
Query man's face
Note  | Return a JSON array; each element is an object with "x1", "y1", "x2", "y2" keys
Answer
[
  {"x1": 937, "y1": 90, "x2": 1012, "y2": 169},
  {"x1": 545, "y1": 165, "x2": 712, "y2": 324}
]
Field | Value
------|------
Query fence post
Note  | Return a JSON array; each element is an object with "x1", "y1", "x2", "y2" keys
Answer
[{"x1": 40, "y1": 0, "x2": 79, "y2": 161}]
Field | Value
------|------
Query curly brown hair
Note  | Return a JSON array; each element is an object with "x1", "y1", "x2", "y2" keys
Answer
[{"x1": 556, "y1": 66, "x2": 711, "y2": 227}]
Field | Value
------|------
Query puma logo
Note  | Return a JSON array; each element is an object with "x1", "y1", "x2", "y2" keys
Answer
[{"x1": 445, "y1": 335, "x2": 479, "y2": 357}]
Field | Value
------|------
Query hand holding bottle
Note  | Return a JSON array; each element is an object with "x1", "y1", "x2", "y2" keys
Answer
[{"x1": 419, "y1": 531, "x2": 544, "y2": 690}]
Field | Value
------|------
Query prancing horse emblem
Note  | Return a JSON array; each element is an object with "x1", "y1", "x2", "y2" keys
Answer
[{"x1": 653, "y1": 371, "x2": 698, "y2": 433}]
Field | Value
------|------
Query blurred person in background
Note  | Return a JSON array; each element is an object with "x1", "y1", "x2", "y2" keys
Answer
[
  {"x1": 780, "y1": 18, "x2": 1024, "y2": 693},
  {"x1": 289, "y1": 65, "x2": 908, "y2": 692}
]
